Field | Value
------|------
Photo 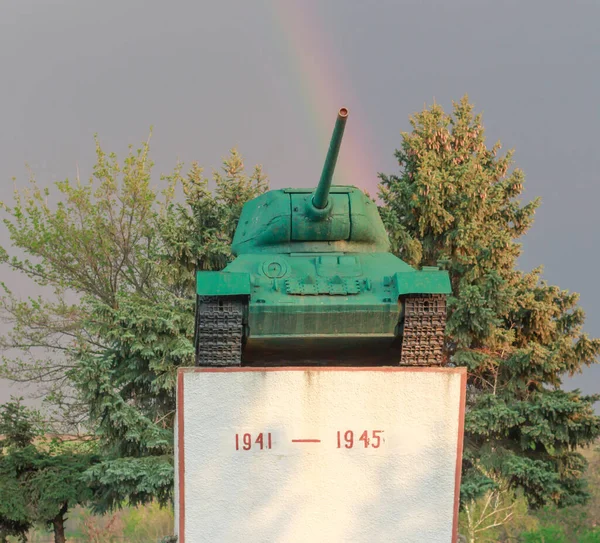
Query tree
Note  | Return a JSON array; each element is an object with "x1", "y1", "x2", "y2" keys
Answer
[
  {"x1": 0, "y1": 401, "x2": 33, "y2": 542},
  {"x1": 28, "y1": 442, "x2": 97, "y2": 543},
  {"x1": 0, "y1": 468, "x2": 31, "y2": 542},
  {"x1": 379, "y1": 96, "x2": 600, "y2": 539},
  {"x1": 0, "y1": 399, "x2": 96, "y2": 543},
  {"x1": 0, "y1": 139, "x2": 267, "y2": 510}
]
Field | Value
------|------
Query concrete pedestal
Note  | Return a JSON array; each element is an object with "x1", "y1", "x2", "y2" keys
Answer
[{"x1": 176, "y1": 367, "x2": 466, "y2": 543}]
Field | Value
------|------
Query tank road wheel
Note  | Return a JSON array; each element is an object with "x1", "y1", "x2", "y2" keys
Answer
[
  {"x1": 195, "y1": 296, "x2": 245, "y2": 366},
  {"x1": 400, "y1": 294, "x2": 447, "y2": 366}
]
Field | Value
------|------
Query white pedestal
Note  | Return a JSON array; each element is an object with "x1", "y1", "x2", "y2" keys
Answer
[{"x1": 176, "y1": 367, "x2": 466, "y2": 543}]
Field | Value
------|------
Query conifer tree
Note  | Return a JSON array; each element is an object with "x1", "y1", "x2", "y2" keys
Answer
[
  {"x1": 379, "y1": 97, "x2": 600, "y2": 519},
  {"x1": 0, "y1": 399, "x2": 95, "y2": 543}
]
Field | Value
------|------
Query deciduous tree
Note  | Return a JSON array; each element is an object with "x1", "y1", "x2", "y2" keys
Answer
[{"x1": 0, "y1": 140, "x2": 267, "y2": 510}]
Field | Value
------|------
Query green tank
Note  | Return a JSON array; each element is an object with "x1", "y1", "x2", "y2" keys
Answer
[{"x1": 195, "y1": 108, "x2": 451, "y2": 366}]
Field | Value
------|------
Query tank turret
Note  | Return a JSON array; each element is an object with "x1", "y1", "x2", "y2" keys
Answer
[
  {"x1": 195, "y1": 108, "x2": 452, "y2": 367},
  {"x1": 230, "y1": 108, "x2": 389, "y2": 255}
]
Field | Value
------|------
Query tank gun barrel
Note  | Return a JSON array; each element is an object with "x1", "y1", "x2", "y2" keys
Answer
[{"x1": 312, "y1": 107, "x2": 348, "y2": 210}]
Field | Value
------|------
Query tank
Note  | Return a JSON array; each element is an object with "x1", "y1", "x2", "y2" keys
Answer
[{"x1": 195, "y1": 108, "x2": 451, "y2": 366}]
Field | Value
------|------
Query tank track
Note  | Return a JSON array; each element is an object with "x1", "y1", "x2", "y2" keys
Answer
[
  {"x1": 195, "y1": 296, "x2": 244, "y2": 366},
  {"x1": 400, "y1": 294, "x2": 446, "y2": 366}
]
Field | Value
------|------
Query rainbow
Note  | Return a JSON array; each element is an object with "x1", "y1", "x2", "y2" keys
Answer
[{"x1": 268, "y1": 0, "x2": 381, "y2": 196}]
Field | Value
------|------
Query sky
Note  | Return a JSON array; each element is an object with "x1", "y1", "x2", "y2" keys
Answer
[{"x1": 0, "y1": 0, "x2": 599, "y2": 403}]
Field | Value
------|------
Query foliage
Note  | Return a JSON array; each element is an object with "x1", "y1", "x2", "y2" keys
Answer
[
  {"x1": 0, "y1": 138, "x2": 267, "y2": 510},
  {"x1": 456, "y1": 441, "x2": 600, "y2": 541},
  {"x1": 0, "y1": 398, "x2": 41, "y2": 542},
  {"x1": 460, "y1": 483, "x2": 536, "y2": 542},
  {"x1": 379, "y1": 96, "x2": 600, "y2": 535},
  {"x1": 531, "y1": 443, "x2": 600, "y2": 542},
  {"x1": 24, "y1": 502, "x2": 174, "y2": 542},
  {"x1": 0, "y1": 399, "x2": 96, "y2": 543}
]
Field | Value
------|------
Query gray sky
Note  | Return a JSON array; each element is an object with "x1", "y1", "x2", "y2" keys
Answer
[{"x1": 1, "y1": 0, "x2": 599, "y2": 403}]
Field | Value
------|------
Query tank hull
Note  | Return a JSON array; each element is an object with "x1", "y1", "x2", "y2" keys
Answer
[{"x1": 196, "y1": 252, "x2": 450, "y2": 365}]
